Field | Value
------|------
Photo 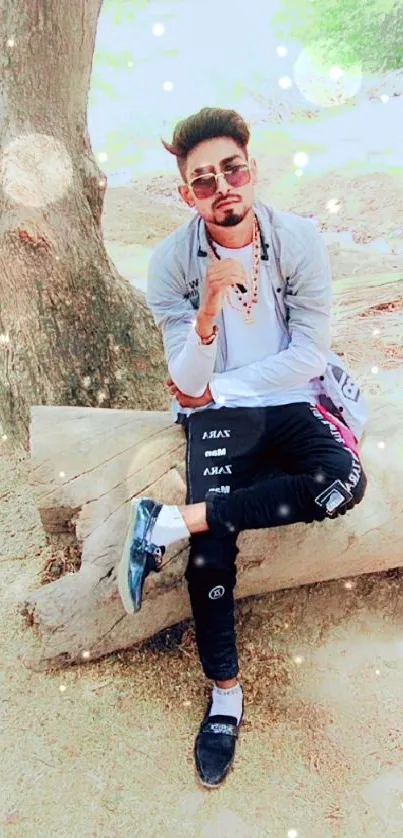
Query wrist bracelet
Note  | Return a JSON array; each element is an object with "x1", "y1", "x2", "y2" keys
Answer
[{"x1": 199, "y1": 325, "x2": 218, "y2": 345}]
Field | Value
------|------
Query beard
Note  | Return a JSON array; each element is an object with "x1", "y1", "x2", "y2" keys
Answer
[{"x1": 212, "y1": 204, "x2": 250, "y2": 227}]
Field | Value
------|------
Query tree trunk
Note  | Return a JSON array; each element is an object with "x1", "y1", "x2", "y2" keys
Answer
[
  {"x1": 20, "y1": 394, "x2": 403, "y2": 672},
  {"x1": 0, "y1": 0, "x2": 168, "y2": 449}
]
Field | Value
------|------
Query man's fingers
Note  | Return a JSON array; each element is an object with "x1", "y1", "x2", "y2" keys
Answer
[
  {"x1": 166, "y1": 378, "x2": 183, "y2": 398},
  {"x1": 207, "y1": 266, "x2": 246, "y2": 280},
  {"x1": 207, "y1": 271, "x2": 247, "y2": 289},
  {"x1": 166, "y1": 377, "x2": 178, "y2": 394}
]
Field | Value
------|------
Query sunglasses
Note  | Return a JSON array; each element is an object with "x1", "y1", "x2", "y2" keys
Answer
[{"x1": 189, "y1": 163, "x2": 251, "y2": 200}]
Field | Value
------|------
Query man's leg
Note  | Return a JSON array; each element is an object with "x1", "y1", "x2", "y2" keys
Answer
[
  {"x1": 185, "y1": 529, "x2": 240, "y2": 685},
  {"x1": 183, "y1": 416, "x2": 294, "y2": 681},
  {"x1": 181, "y1": 408, "x2": 296, "y2": 788},
  {"x1": 182, "y1": 407, "x2": 255, "y2": 691},
  {"x1": 179, "y1": 402, "x2": 367, "y2": 538}
]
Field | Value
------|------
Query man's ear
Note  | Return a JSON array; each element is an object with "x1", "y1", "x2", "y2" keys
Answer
[{"x1": 178, "y1": 184, "x2": 195, "y2": 208}]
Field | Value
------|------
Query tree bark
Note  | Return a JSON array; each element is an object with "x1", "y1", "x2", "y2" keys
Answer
[
  {"x1": 0, "y1": 0, "x2": 168, "y2": 448},
  {"x1": 20, "y1": 394, "x2": 403, "y2": 672}
]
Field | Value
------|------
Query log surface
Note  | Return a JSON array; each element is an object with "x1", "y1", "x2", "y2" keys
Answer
[{"x1": 21, "y1": 397, "x2": 402, "y2": 671}]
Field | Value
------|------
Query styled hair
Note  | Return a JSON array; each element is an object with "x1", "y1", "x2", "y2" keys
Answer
[{"x1": 161, "y1": 107, "x2": 250, "y2": 180}]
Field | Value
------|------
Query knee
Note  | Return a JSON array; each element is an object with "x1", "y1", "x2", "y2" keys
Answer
[{"x1": 312, "y1": 459, "x2": 367, "y2": 519}]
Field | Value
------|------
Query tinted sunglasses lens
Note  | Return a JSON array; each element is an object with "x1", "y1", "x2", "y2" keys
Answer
[
  {"x1": 192, "y1": 176, "x2": 216, "y2": 199},
  {"x1": 191, "y1": 166, "x2": 251, "y2": 199},
  {"x1": 226, "y1": 166, "x2": 251, "y2": 188}
]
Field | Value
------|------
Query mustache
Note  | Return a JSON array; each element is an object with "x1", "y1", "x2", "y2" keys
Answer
[{"x1": 214, "y1": 197, "x2": 240, "y2": 208}]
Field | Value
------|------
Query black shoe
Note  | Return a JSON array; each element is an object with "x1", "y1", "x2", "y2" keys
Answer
[
  {"x1": 194, "y1": 700, "x2": 243, "y2": 788},
  {"x1": 117, "y1": 497, "x2": 165, "y2": 614}
]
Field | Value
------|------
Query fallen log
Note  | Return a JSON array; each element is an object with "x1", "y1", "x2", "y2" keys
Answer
[{"x1": 21, "y1": 395, "x2": 402, "y2": 671}]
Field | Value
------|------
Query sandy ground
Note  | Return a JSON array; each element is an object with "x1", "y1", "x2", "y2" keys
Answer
[{"x1": 2, "y1": 97, "x2": 403, "y2": 837}]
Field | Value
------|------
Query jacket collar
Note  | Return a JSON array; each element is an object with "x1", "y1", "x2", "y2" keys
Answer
[{"x1": 196, "y1": 201, "x2": 269, "y2": 261}]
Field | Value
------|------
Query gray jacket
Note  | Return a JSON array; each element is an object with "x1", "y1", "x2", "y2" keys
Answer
[{"x1": 146, "y1": 200, "x2": 369, "y2": 439}]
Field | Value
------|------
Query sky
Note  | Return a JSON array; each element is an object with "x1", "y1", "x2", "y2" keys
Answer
[
  {"x1": 87, "y1": 0, "x2": 401, "y2": 185},
  {"x1": 88, "y1": 0, "x2": 303, "y2": 182}
]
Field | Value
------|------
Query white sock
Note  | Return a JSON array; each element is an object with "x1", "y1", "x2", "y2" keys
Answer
[
  {"x1": 209, "y1": 683, "x2": 243, "y2": 724},
  {"x1": 148, "y1": 504, "x2": 190, "y2": 548}
]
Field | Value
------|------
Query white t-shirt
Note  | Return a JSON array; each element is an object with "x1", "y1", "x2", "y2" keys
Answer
[{"x1": 214, "y1": 242, "x2": 317, "y2": 408}]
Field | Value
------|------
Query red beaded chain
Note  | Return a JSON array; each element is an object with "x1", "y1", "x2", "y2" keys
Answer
[{"x1": 207, "y1": 215, "x2": 260, "y2": 324}]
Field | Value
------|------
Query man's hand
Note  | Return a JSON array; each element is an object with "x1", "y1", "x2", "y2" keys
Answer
[
  {"x1": 166, "y1": 377, "x2": 213, "y2": 408},
  {"x1": 198, "y1": 258, "x2": 248, "y2": 321}
]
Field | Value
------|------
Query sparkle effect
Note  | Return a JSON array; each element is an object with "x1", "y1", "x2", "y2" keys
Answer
[
  {"x1": 152, "y1": 23, "x2": 165, "y2": 36},
  {"x1": 224, "y1": 521, "x2": 236, "y2": 532},
  {"x1": 279, "y1": 76, "x2": 293, "y2": 90},
  {"x1": 329, "y1": 66, "x2": 344, "y2": 81},
  {"x1": 193, "y1": 555, "x2": 205, "y2": 567},
  {"x1": 293, "y1": 152, "x2": 309, "y2": 168},
  {"x1": 327, "y1": 199, "x2": 342, "y2": 213}
]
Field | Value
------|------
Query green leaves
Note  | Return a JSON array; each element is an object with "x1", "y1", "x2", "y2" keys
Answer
[
  {"x1": 104, "y1": 0, "x2": 149, "y2": 25},
  {"x1": 274, "y1": 0, "x2": 403, "y2": 72}
]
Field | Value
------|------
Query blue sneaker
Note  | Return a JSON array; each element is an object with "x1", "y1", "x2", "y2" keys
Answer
[{"x1": 117, "y1": 497, "x2": 165, "y2": 614}]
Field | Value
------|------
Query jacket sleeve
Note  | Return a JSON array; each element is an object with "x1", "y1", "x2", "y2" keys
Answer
[
  {"x1": 146, "y1": 249, "x2": 218, "y2": 397},
  {"x1": 209, "y1": 219, "x2": 332, "y2": 402}
]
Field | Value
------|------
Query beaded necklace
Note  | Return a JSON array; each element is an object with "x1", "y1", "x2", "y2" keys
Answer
[{"x1": 206, "y1": 215, "x2": 260, "y2": 324}]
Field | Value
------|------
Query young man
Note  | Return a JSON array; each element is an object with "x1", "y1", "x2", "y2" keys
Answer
[{"x1": 117, "y1": 108, "x2": 368, "y2": 789}]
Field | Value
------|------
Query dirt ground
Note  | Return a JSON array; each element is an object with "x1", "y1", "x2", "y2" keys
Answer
[{"x1": 2, "y1": 103, "x2": 403, "y2": 837}]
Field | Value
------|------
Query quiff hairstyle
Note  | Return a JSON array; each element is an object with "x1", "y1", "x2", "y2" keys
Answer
[{"x1": 161, "y1": 107, "x2": 250, "y2": 181}]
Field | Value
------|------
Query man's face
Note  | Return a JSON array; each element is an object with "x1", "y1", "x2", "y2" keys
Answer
[{"x1": 179, "y1": 137, "x2": 257, "y2": 228}]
